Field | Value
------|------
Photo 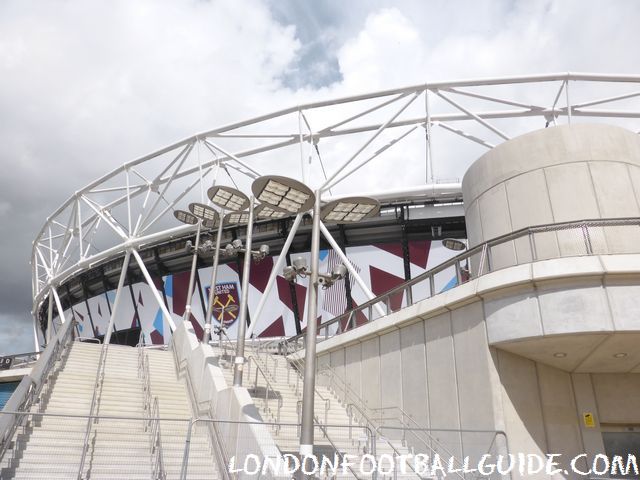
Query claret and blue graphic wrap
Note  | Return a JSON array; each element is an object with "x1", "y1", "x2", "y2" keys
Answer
[{"x1": 55, "y1": 240, "x2": 460, "y2": 344}]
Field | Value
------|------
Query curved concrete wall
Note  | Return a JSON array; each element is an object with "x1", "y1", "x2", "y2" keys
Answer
[
  {"x1": 314, "y1": 255, "x2": 640, "y2": 479},
  {"x1": 462, "y1": 124, "x2": 640, "y2": 269}
]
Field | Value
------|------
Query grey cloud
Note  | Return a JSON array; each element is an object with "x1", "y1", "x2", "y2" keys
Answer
[{"x1": 1, "y1": 0, "x2": 639, "y2": 354}]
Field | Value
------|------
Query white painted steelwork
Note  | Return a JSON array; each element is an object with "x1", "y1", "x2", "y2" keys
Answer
[{"x1": 31, "y1": 73, "x2": 640, "y2": 350}]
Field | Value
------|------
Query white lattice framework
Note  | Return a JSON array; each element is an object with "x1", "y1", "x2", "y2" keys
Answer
[{"x1": 31, "y1": 72, "x2": 640, "y2": 348}]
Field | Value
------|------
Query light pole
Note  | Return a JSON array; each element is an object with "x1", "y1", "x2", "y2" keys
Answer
[
  {"x1": 226, "y1": 214, "x2": 272, "y2": 387},
  {"x1": 264, "y1": 186, "x2": 380, "y2": 457},
  {"x1": 303, "y1": 195, "x2": 380, "y2": 457},
  {"x1": 253, "y1": 175, "x2": 380, "y2": 455},
  {"x1": 174, "y1": 206, "x2": 218, "y2": 322},
  {"x1": 232, "y1": 194, "x2": 254, "y2": 386},
  {"x1": 203, "y1": 186, "x2": 250, "y2": 345},
  {"x1": 204, "y1": 186, "x2": 272, "y2": 386},
  {"x1": 251, "y1": 175, "x2": 318, "y2": 456}
]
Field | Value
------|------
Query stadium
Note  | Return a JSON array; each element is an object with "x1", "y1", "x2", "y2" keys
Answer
[{"x1": 2, "y1": 72, "x2": 640, "y2": 479}]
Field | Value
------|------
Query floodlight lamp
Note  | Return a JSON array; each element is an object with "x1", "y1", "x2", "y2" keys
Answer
[
  {"x1": 174, "y1": 209, "x2": 199, "y2": 225},
  {"x1": 201, "y1": 218, "x2": 217, "y2": 229},
  {"x1": 251, "y1": 175, "x2": 315, "y2": 214},
  {"x1": 254, "y1": 203, "x2": 289, "y2": 220},
  {"x1": 188, "y1": 202, "x2": 219, "y2": 223},
  {"x1": 224, "y1": 212, "x2": 250, "y2": 225},
  {"x1": 320, "y1": 196, "x2": 380, "y2": 224},
  {"x1": 232, "y1": 239, "x2": 243, "y2": 250},
  {"x1": 207, "y1": 185, "x2": 250, "y2": 212},
  {"x1": 224, "y1": 244, "x2": 235, "y2": 256}
]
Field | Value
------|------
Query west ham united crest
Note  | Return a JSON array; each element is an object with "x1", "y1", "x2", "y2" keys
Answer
[{"x1": 206, "y1": 282, "x2": 240, "y2": 327}]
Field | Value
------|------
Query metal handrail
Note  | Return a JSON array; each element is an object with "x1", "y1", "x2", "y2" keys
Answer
[
  {"x1": 380, "y1": 425, "x2": 509, "y2": 480},
  {"x1": 325, "y1": 360, "x2": 497, "y2": 479},
  {"x1": 315, "y1": 419, "x2": 371, "y2": 480},
  {"x1": 1, "y1": 407, "x2": 381, "y2": 480},
  {"x1": 253, "y1": 341, "x2": 336, "y2": 444},
  {"x1": 172, "y1": 341, "x2": 233, "y2": 480},
  {"x1": 212, "y1": 328, "x2": 236, "y2": 369},
  {"x1": 371, "y1": 405, "x2": 462, "y2": 462},
  {"x1": 320, "y1": 362, "x2": 467, "y2": 479},
  {"x1": 246, "y1": 355, "x2": 284, "y2": 433},
  {"x1": 295, "y1": 398, "x2": 371, "y2": 480},
  {"x1": 0, "y1": 319, "x2": 76, "y2": 464},
  {"x1": 77, "y1": 336, "x2": 110, "y2": 480},
  {"x1": 281, "y1": 342, "x2": 332, "y2": 426},
  {"x1": 203, "y1": 408, "x2": 235, "y2": 480},
  {"x1": 282, "y1": 216, "x2": 640, "y2": 350},
  {"x1": 35, "y1": 324, "x2": 77, "y2": 414},
  {"x1": 138, "y1": 331, "x2": 167, "y2": 479},
  {"x1": 179, "y1": 416, "x2": 236, "y2": 480},
  {"x1": 150, "y1": 397, "x2": 167, "y2": 480},
  {"x1": 341, "y1": 400, "x2": 427, "y2": 480},
  {"x1": 254, "y1": 337, "x2": 281, "y2": 376},
  {"x1": 75, "y1": 337, "x2": 101, "y2": 344}
]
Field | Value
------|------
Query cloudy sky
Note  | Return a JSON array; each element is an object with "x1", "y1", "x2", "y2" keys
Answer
[{"x1": 1, "y1": 0, "x2": 639, "y2": 354}]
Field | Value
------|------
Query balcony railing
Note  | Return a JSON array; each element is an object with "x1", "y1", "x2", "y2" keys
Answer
[{"x1": 283, "y1": 217, "x2": 640, "y2": 351}]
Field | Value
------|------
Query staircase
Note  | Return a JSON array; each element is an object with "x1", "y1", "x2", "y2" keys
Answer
[
  {"x1": 0, "y1": 340, "x2": 219, "y2": 479},
  {"x1": 145, "y1": 348, "x2": 219, "y2": 479},
  {"x1": 212, "y1": 342, "x2": 421, "y2": 479}
]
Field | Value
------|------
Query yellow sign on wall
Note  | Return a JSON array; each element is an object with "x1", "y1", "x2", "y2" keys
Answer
[{"x1": 583, "y1": 412, "x2": 595, "y2": 428}]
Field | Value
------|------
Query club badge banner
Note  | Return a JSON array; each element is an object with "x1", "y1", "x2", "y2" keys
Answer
[{"x1": 206, "y1": 282, "x2": 240, "y2": 327}]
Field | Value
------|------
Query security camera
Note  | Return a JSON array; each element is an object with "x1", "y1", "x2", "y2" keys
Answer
[
  {"x1": 283, "y1": 265, "x2": 297, "y2": 282},
  {"x1": 292, "y1": 256, "x2": 307, "y2": 272},
  {"x1": 331, "y1": 264, "x2": 347, "y2": 279}
]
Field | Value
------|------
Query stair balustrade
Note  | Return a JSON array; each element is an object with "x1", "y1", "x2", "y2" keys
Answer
[
  {"x1": 0, "y1": 319, "x2": 76, "y2": 469},
  {"x1": 138, "y1": 332, "x2": 167, "y2": 480},
  {"x1": 76, "y1": 336, "x2": 110, "y2": 479}
]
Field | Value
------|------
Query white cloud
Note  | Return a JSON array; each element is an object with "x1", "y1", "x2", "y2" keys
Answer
[
  {"x1": 0, "y1": 0, "x2": 303, "y2": 354},
  {"x1": 338, "y1": 8, "x2": 426, "y2": 91},
  {"x1": 0, "y1": 0, "x2": 639, "y2": 353}
]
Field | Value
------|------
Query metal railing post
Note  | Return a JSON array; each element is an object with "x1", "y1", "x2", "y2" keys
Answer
[
  {"x1": 179, "y1": 420, "x2": 194, "y2": 480},
  {"x1": 582, "y1": 223, "x2": 594, "y2": 254},
  {"x1": 406, "y1": 285, "x2": 413, "y2": 306},
  {"x1": 528, "y1": 230, "x2": 537, "y2": 261}
]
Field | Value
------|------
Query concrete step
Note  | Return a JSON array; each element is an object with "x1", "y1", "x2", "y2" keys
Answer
[{"x1": 4, "y1": 343, "x2": 220, "y2": 479}]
